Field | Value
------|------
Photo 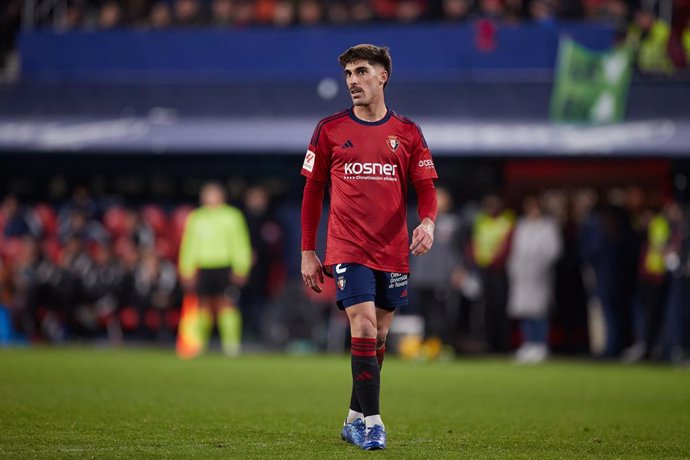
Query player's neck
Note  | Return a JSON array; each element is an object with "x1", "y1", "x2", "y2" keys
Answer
[{"x1": 352, "y1": 100, "x2": 387, "y2": 123}]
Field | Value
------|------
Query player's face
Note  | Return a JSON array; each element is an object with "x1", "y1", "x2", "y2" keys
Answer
[{"x1": 343, "y1": 60, "x2": 387, "y2": 106}]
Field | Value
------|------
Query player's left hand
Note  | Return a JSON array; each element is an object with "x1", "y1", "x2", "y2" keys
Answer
[
  {"x1": 410, "y1": 218, "x2": 434, "y2": 256},
  {"x1": 231, "y1": 273, "x2": 248, "y2": 287}
]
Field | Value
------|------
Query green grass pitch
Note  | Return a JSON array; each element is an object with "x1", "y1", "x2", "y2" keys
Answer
[{"x1": 1, "y1": 348, "x2": 689, "y2": 459}]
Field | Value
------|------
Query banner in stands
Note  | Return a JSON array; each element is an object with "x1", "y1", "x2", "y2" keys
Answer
[{"x1": 550, "y1": 38, "x2": 633, "y2": 124}]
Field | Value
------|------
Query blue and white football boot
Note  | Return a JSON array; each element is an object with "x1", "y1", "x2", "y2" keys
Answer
[
  {"x1": 340, "y1": 418, "x2": 366, "y2": 447},
  {"x1": 362, "y1": 424, "x2": 387, "y2": 450}
]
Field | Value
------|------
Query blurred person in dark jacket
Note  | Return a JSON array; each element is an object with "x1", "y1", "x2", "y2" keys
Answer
[
  {"x1": 579, "y1": 188, "x2": 640, "y2": 358},
  {"x1": 410, "y1": 186, "x2": 465, "y2": 349},
  {"x1": 12, "y1": 237, "x2": 63, "y2": 341},
  {"x1": 79, "y1": 240, "x2": 126, "y2": 341},
  {"x1": 128, "y1": 249, "x2": 180, "y2": 340},
  {"x1": 59, "y1": 209, "x2": 109, "y2": 245},
  {"x1": 655, "y1": 202, "x2": 689, "y2": 363},
  {"x1": 241, "y1": 184, "x2": 285, "y2": 340},
  {"x1": 1, "y1": 195, "x2": 41, "y2": 239}
]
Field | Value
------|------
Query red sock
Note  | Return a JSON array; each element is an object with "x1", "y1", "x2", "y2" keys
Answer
[{"x1": 376, "y1": 344, "x2": 386, "y2": 369}]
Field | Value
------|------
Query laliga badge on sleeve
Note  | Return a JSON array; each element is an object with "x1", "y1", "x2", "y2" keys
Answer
[{"x1": 302, "y1": 150, "x2": 315, "y2": 172}]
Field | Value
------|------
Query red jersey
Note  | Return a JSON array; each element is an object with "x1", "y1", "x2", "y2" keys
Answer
[{"x1": 301, "y1": 108, "x2": 438, "y2": 272}]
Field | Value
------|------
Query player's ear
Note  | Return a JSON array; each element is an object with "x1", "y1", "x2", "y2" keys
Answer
[{"x1": 378, "y1": 69, "x2": 388, "y2": 87}]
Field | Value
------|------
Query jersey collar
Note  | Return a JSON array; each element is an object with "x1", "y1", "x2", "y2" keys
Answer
[{"x1": 348, "y1": 107, "x2": 392, "y2": 126}]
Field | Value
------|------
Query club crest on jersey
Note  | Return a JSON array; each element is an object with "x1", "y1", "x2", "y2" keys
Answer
[
  {"x1": 386, "y1": 136, "x2": 399, "y2": 153},
  {"x1": 337, "y1": 276, "x2": 346, "y2": 290}
]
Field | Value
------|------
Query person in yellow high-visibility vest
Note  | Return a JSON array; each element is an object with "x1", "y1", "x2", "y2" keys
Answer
[
  {"x1": 178, "y1": 182, "x2": 252, "y2": 356},
  {"x1": 625, "y1": 9, "x2": 675, "y2": 74},
  {"x1": 471, "y1": 193, "x2": 515, "y2": 353},
  {"x1": 624, "y1": 209, "x2": 671, "y2": 362}
]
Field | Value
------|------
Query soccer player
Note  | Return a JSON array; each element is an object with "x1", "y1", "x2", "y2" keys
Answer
[
  {"x1": 179, "y1": 182, "x2": 252, "y2": 357},
  {"x1": 300, "y1": 44, "x2": 438, "y2": 450}
]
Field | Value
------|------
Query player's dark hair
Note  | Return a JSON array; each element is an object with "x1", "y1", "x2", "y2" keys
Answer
[{"x1": 338, "y1": 44, "x2": 392, "y2": 89}]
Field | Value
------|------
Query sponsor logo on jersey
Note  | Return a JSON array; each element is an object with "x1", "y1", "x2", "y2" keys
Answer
[
  {"x1": 337, "y1": 276, "x2": 346, "y2": 290},
  {"x1": 387, "y1": 136, "x2": 399, "y2": 153},
  {"x1": 344, "y1": 162, "x2": 398, "y2": 176},
  {"x1": 342, "y1": 140, "x2": 354, "y2": 148},
  {"x1": 418, "y1": 159, "x2": 434, "y2": 169},
  {"x1": 302, "y1": 150, "x2": 315, "y2": 172}
]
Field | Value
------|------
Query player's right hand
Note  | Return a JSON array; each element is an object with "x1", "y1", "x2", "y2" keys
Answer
[
  {"x1": 301, "y1": 250, "x2": 324, "y2": 293},
  {"x1": 181, "y1": 276, "x2": 196, "y2": 292}
]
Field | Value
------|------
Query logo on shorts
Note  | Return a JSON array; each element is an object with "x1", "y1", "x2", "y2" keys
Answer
[
  {"x1": 388, "y1": 272, "x2": 408, "y2": 289},
  {"x1": 400, "y1": 289, "x2": 408, "y2": 298},
  {"x1": 337, "y1": 276, "x2": 346, "y2": 290},
  {"x1": 387, "y1": 136, "x2": 399, "y2": 153}
]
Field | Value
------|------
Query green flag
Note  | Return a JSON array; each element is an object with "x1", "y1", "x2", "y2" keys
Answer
[{"x1": 550, "y1": 38, "x2": 633, "y2": 124}]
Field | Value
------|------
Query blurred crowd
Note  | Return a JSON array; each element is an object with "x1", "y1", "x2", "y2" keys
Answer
[
  {"x1": 408, "y1": 185, "x2": 690, "y2": 363},
  {"x1": 2, "y1": 0, "x2": 690, "y2": 78},
  {"x1": 1, "y1": 183, "x2": 689, "y2": 364},
  {"x1": 6, "y1": 0, "x2": 687, "y2": 30},
  {"x1": 0, "y1": 185, "x2": 285, "y2": 345}
]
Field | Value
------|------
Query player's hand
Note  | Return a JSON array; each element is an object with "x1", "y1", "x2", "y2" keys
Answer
[
  {"x1": 231, "y1": 273, "x2": 248, "y2": 287},
  {"x1": 410, "y1": 218, "x2": 434, "y2": 256},
  {"x1": 181, "y1": 276, "x2": 196, "y2": 292},
  {"x1": 301, "y1": 250, "x2": 324, "y2": 293}
]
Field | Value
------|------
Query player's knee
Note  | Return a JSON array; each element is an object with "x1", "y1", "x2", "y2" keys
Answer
[
  {"x1": 351, "y1": 315, "x2": 377, "y2": 338},
  {"x1": 376, "y1": 334, "x2": 387, "y2": 349}
]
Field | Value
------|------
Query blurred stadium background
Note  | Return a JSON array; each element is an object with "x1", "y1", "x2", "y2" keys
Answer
[{"x1": 1, "y1": 0, "x2": 690, "y2": 361}]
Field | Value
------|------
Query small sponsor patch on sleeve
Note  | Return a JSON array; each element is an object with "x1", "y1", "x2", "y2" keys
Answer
[
  {"x1": 302, "y1": 149, "x2": 315, "y2": 173},
  {"x1": 418, "y1": 159, "x2": 435, "y2": 169}
]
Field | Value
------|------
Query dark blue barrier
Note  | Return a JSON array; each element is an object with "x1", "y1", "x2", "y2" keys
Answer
[{"x1": 19, "y1": 23, "x2": 615, "y2": 83}]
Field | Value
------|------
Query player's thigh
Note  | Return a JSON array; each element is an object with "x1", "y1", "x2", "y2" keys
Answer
[{"x1": 334, "y1": 263, "x2": 376, "y2": 310}]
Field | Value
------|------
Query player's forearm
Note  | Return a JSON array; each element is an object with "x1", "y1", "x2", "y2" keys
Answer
[
  {"x1": 301, "y1": 178, "x2": 326, "y2": 251},
  {"x1": 413, "y1": 179, "x2": 437, "y2": 222}
]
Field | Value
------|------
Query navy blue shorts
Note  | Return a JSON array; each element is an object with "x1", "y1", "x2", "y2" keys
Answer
[{"x1": 331, "y1": 263, "x2": 409, "y2": 311}]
